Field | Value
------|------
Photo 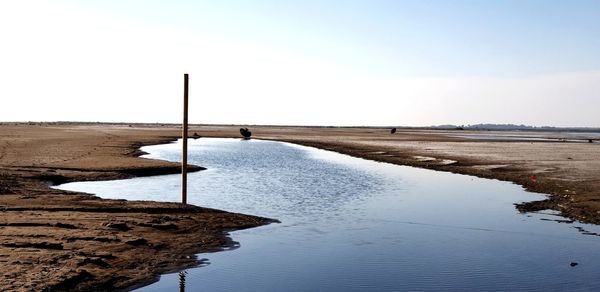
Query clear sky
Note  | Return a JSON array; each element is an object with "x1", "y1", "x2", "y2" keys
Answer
[{"x1": 1, "y1": 0, "x2": 599, "y2": 127}]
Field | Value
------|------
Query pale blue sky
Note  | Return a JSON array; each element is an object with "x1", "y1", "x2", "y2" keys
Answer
[
  {"x1": 1, "y1": 0, "x2": 599, "y2": 126},
  {"x1": 77, "y1": 0, "x2": 600, "y2": 76}
]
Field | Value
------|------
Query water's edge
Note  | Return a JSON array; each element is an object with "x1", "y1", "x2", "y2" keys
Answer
[
  {"x1": 56, "y1": 137, "x2": 600, "y2": 291},
  {"x1": 261, "y1": 138, "x2": 555, "y2": 218},
  {"x1": 48, "y1": 137, "x2": 275, "y2": 291}
]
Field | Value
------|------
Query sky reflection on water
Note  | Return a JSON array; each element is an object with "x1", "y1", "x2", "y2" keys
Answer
[{"x1": 58, "y1": 138, "x2": 600, "y2": 291}]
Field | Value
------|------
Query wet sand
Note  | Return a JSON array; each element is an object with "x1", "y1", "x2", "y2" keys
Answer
[
  {"x1": 1, "y1": 123, "x2": 599, "y2": 290},
  {"x1": 197, "y1": 125, "x2": 600, "y2": 224},
  {"x1": 0, "y1": 124, "x2": 273, "y2": 291}
]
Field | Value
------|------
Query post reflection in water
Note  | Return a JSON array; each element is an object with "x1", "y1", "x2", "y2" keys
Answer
[{"x1": 178, "y1": 271, "x2": 187, "y2": 292}]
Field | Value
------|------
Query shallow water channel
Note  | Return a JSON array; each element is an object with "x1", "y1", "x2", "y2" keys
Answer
[{"x1": 58, "y1": 138, "x2": 600, "y2": 291}]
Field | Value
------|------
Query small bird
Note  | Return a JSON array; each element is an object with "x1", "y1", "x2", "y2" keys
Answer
[{"x1": 390, "y1": 127, "x2": 397, "y2": 134}]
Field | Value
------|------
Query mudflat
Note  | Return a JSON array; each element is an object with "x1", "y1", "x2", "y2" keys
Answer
[
  {"x1": 0, "y1": 124, "x2": 273, "y2": 291},
  {"x1": 1, "y1": 123, "x2": 599, "y2": 290},
  {"x1": 198, "y1": 125, "x2": 600, "y2": 223}
]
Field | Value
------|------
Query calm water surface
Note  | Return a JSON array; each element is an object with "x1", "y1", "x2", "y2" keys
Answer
[{"x1": 58, "y1": 138, "x2": 600, "y2": 291}]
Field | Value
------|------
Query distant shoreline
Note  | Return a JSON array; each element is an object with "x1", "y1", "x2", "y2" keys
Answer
[{"x1": 2, "y1": 121, "x2": 599, "y2": 133}]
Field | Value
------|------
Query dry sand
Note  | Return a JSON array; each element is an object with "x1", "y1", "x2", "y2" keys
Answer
[{"x1": 1, "y1": 123, "x2": 599, "y2": 290}]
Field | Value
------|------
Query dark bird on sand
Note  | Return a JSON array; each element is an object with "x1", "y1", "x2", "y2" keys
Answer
[
  {"x1": 390, "y1": 128, "x2": 397, "y2": 134},
  {"x1": 240, "y1": 128, "x2": 252, "y2": 138}
]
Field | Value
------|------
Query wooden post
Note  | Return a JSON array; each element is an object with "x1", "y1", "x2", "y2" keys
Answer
[{"x1": 182, "y1": 73, "x2": 189, "y2": 204}]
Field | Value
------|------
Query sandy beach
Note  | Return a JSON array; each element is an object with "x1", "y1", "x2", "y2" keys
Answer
[
  {"x1": 197, "y1": 125, "x2": 600, "y2": 223},
  {"x1": 0, "y1": 124, "x2": 273, "y2": 291},
  {"x1": 1, "y1": 123, "x2": 599, "y2": 290}
]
